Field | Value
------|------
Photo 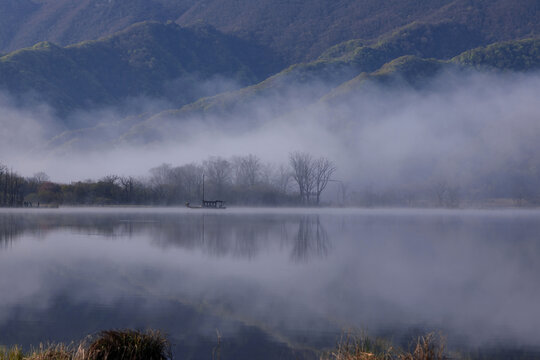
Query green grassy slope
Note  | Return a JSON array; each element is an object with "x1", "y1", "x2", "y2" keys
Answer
[
  {"x1": 452, "y1": 38, "x2": 540, "y2": 71},
  {"x1": 0, "y1": 21, "x2": 283, "y2": 117},
  {"x1": 323, "y1": 38, "x2": 540, "y2": 104}
]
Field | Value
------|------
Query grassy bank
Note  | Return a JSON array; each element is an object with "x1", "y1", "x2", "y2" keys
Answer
[
  {"x1": 0, "y1": 330, "x2": 170, "y2": 360},
  {"x1": 1, "y1": 330, "x2": 447, "y2": 360},
  {"x1": 4, "y1": 329, "x2": 531, "y2": 360}
]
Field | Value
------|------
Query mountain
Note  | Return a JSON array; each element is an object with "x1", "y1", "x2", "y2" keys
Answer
[
  {"x1": 1, "y1": 1, "x2": 539, "y2": 151},
  {"x1": 1, "y1": 0, "x2": 538, "y2": 63},
  {"x1": 0, "y1": 21, "x2": 283, "y2": 117},
  {"x1": 115, "y1": 36, "x2": 540, "y2": 145},
  {"x1": 124, "y1": 22, "x2": 499, "y2": 129},
  {"x1": 0, "y1": 0, "x2": 195, "y2": 53}
]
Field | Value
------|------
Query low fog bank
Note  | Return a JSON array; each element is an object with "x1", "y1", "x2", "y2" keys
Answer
[{"x1": 1, "y1": 69, "x2": 540, "y2": 206}]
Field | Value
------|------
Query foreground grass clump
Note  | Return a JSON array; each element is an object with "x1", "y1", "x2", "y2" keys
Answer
[
  {"x1": 25, "y1": 344, "x2": 73, "y2": 360},
  {"x1": 0, "y1": 345, "x2": 23, "y2": 360},
  {"x1": 1, "y1": 330, "x2": 170, "y2": 360},
  {"x1": 86, "y1": 330, "x2": 170, "y2": 360},
  {"x1": 323, "y1": 332, "x2": 447, "y2": 360}
]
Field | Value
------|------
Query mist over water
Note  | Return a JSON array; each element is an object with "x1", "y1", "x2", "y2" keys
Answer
[
  {"x1": 1, "y1": 208, "x2": 540, "y2": 358},
  {"x1": 1, "y1": 70, "x2": 540, "y2": 196}
]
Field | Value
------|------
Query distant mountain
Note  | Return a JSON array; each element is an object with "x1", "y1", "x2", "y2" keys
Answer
[
  {"x1": 0, "y1": 0, "x2": 195, "y2": 53},
  {"x1": 1, "y1": 0, "x2": 538, "y2": 63},
  {"x1": 127, "y1": 22, "x2": 497, "y2": 128},
  {"x1": 1, "y1": 0, "x2": 538, "y2": 151},
  {"x1": 0, "y1": 21, "x2": 283, "y2": 117},
  {"x1": 41, "y1": 34, "x2": 540, "y2": 151},
  {"x1": 117, "y1": 36, "x2": 540, "y2": 144}
]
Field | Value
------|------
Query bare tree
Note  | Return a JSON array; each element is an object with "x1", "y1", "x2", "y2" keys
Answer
[
  {"x1": 432, "y1": 180, "x2": 460, "y2": 208},
  {"x1": 203, "y1": 157, "x2": 231, "y2": 199},
  {"x1": 119, "y1": 176, "x2": 136, "y2": 203},
  {"x1": 273, "y1": 164, "x2": 292, "y2": 195},
  {"x1": 175, "y1": 163, "x2": 204, "y2": 201},
  {"x1": 149, "y1": 163, "x2": 173, "y2": 203},
  {"x1": 32, "y1": 172, "x2": 50, "y2": 184},
  {"x1": 433, "y1": 180, "x2": 448, "y2": 207},
  {"x1": 338, "y1": 181, "x2": 349, "y2": 206},
  {"x1": 0, "y1": 163, "x2": 6, "y2": 205},
  {"x1": 289, "y1": 151, "x2": 315, "y2": 204},
  {"x1": 232, "y1": 154, "x2": 261, "y2": 188},
  {"x1": 0, "y1": 166, "x2": 25, "y2": 207},
  {"x1": 313, "y1": 157, "x2": 336, "y2": 205}
]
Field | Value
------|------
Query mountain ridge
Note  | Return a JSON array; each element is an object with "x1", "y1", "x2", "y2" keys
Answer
[
  {"x1": 1, "y1": 0, "x2": 538, "y2": 63},
  {"x1": 107, "y1": 36, "x2": 540, "y2": 147},
  {"x1": 0, "y1": 21, "x2": 283, "y2": 117}
]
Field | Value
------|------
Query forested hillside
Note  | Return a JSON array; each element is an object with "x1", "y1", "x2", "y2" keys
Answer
[
  {"x1": 1, "y1": 0, "x2": 538, "y2": 63},
  {"x1": 0, "y1": 0, "x2": 538, "y2": 152},
  {"x1": 0, "y1": 21, "x2": 282, "y2": 117},
  {"x1": 123, "y1": 36, "x2": 540, "y2": 143},
  {"x1": 453, "y1": 38, "x2": 540, "y2": 71}
]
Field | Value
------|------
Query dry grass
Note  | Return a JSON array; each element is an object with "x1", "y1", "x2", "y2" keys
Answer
[
  {"x1": 4, "y1": 329, "x2": 448, "y2": 360},
  {"x1": 86, "y1": 330, "x2": 170, "y2": 360},
  {"x1": 1, "y1": 330, "x2": 170, "y2": 360},
  {"x1": 400, "y1": 333, "x2": 447, "y2": 360},
  {"x1": 0, "y1": 346, "x2": 24, "y2": 360},
  {"x1": 25, "y1": 344, "x2": 72, "y2": 360},
  {"x1": 322, "y1": 332, "x2": 448, "y2": 360}
]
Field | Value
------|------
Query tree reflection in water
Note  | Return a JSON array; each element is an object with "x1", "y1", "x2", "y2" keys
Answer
[
  {"x1": 0, "y1": 214, "x2": 20, "y2": 248},
  {"x1": 0, "y1": 210, "x2": 332, "y2": 262},
  {"x1": 291, "y1": 216, "x2": 330, "y2": 263},
  {"x1": 154, "y1": 213, "x2": 331, "y2": 261},
  {"x1": 0, "y1": 212, "x2": 46, "y2": 248}
]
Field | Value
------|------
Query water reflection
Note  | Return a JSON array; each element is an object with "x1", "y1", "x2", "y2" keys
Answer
[
  {"x1": 291, "y1": 216, "x2": 330, "y2": 262},
  {"x1": 1, "y1": 208, "x2": 540, "y2": 359},
  {"x1": 0, "y1": 210, "x2": 331, "y2": 262}
]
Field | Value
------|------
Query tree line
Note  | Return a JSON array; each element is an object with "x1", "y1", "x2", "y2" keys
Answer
[
  {"x1": 0, "y1": 152, "x2": 337, "y2": 207},
  {"x1": 0, "y1": 164, "x2": 25, "y2": 207},
  {"x1": 3, "y1": 150, "x2": 539, "y2": 208}
]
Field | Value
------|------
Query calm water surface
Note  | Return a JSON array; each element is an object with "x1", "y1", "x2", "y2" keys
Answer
[{"x1": 1, "y1": 208, "x2": 540, "y2": 359}]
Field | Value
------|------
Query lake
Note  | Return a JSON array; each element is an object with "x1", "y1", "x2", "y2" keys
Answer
[{"x1": 1, "y1": 208, "x2": 539, "y2": 359}]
